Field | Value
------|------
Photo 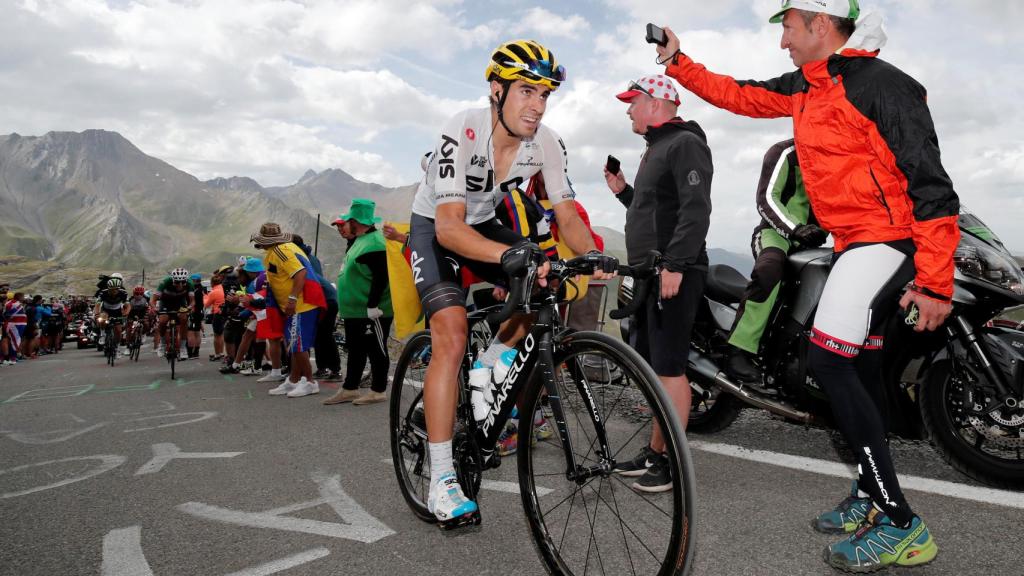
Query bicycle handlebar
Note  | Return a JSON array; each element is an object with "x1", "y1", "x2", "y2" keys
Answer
[
  {"x1": 486, "y1": 250, "x2": 662, "y2": 325},
  {"x1": 608, "y1": 251, "x2": 661, "y2": 320}
]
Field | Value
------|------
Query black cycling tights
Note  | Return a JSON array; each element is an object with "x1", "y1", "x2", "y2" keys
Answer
[{"x1": 808, "y1": 241, "x2": 916, "y2": 527}]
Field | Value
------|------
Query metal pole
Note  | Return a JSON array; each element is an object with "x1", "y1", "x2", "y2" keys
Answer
[
  {"x1": 314, "y1": 213, "x2": 320, "y2": 257},
  {"x1": 142, "y1": 268, "x2": 145, "y2": 286}
]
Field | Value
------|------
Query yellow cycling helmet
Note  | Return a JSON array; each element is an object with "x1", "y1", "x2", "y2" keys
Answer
[{"x1": 485, "y1": 39, "x2": 565, "y2": 91}]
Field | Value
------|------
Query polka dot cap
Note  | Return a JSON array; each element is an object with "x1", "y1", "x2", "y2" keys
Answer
[{"x1": 615, "y1": 74, "x2": 681, "y2": 105}]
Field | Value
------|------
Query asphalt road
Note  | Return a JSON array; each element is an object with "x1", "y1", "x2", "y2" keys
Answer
[{"x1": 1, "y1": 343, "x2": 1021, "y2": 576}]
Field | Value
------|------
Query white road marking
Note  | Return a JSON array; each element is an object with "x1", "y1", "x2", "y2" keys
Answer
[
  {"x1": 5, "y1": 423, "x2": 108, "y2": 445},
  {"x1": 101, "y1": 526, "x2": 154, "y2": 576},
  {"x1": 689, "y1": 440, "x2": 1024, "y2": 510},
  {"x1": 482, "y1": 479, "x2": 554, "y2": 496},
  {"x1": 0, "y1": 455, "x2": 126, "y2": 499},
  {"x1": 134, "y1": 443, "x2": 245, "y2": 475},
  {"x1": 223, "y1": 547, "x2": 330, "y2": 576},
  {"x1": 123, "y1": 411, "x2": 218, "y2": 432},
  {"x1": 101, "y1": 527, "x2": 328, "y2": 576},
  {"x1": 1, "y1": 384, "x2": 95, "y2": 404},
  {"x1": 177, "y1": 473, "x2": 395, "y2": 544},
  {"x1": 112, "y1": 401, "x2": 177, "y2": 416}
]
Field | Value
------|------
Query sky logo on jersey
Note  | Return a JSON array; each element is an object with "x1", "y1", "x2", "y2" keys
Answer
[{"x1": 438, "y1": 135, "x2": 458, "y2": 179}]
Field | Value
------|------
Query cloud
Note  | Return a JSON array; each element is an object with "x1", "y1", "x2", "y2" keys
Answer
[
  {"x1": 512, "y1": 8, "x2": 590, "y2": 40},
  {"x1": 542, "y1": 1, "x2": 1024, "y2": 252},
  {"x1": 1, "y1": 0, "x2": 494, "y2": 187}
]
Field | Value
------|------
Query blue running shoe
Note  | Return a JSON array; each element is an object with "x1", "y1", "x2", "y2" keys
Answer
[
  {"x1": 825, "y1": 509, "x2": 937, "y2": 573},
  {"x1": 813, "y1": 480, "x2": 872, "y2": 534}
]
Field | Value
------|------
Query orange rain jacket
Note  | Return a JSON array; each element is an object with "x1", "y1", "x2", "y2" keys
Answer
[{"x1": 665, "y1": 47, "x2": 960, "y2": 301}]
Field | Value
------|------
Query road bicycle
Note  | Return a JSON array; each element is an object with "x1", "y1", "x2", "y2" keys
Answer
[
  {"x1": 103, "y1": 317, "x2": 121, "y2": 367},
  {"x1": 127, "y1": 317, "x2": 144, "y2": 362},
  {"x1": 389, "y1": 252, "x2": 696, "y2": 576},
  {"x1": 162, "y1": 308, "x2": 188, "y2": 380}
]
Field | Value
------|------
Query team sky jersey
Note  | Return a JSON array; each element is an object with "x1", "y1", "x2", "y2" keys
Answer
[
  {"x1": 411, "y1": 107, "x2": 575, "y2": 225},
  {"x1": 97, "y1": 289, "x2": 128, "y2": 311}
]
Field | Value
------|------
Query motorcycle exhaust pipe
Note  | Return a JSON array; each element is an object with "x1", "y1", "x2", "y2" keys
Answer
[{"x1": 688, "y1": 352, "x2": 818, "y2": 425}]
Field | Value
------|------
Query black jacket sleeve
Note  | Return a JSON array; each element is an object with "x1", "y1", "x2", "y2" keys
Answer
[
  {"x1": 616, "y1": 185, "x2": 634, "y2": 208},
  {"x1": 356, "y1": 250, "x2": 389, "y2": 308},
  {"x1": 662, "y1": 135, "x2": 713, "y2": 272}
]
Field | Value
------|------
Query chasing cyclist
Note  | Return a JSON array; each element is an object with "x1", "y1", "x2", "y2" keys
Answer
[
  {"x1": 151, "y1": 268, "x2": 195, "y2": 361},
  {"x1": 94, "y1": 277, "x2": 129, "y2": 354},
  {"x1": 124, "y1": 285, "x2": 151, "y2": 355},
  {"x1": 409, "y1": 39, "x2": 616, "y2": 528}
]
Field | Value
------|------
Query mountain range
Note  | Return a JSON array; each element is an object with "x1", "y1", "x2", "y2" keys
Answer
[{"x1": 0, "y1": 130, "x2": 422, "y2": 293}]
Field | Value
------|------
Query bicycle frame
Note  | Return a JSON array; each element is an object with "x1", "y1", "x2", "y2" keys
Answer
[{"x1": 464, "y1": 292, "x2": 614, "y2": 484}]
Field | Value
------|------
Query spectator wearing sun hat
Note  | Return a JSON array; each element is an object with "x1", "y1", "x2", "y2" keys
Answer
[
  {"x1": 323, "y1": 199, "x2": 394, "y2": 406},
  {"x1": 250, "y1": 222, "x2": 328, "y2": 397}
]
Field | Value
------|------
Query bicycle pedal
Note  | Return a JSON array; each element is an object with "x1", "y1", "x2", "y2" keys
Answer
[{"x1": 437, "y1": 510, "x2": 482, "y2": 532}]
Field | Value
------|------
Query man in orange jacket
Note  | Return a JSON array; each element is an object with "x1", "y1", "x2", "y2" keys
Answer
[{"x1": 654, "y1": 1, "x2": 957, "y2": 571}]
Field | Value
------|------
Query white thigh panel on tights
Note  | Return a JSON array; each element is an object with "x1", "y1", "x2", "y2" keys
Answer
[{"x1": 812, "y1": 243, "x2": 909, "y2": 349}]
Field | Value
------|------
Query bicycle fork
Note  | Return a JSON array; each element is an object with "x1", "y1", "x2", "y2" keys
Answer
[{"x1": 543, "y1": 333, "x2": 615, "y2": 485}]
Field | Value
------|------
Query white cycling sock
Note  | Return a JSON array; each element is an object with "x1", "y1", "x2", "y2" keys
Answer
[
  {"x1": 479, "y1": 339, "x2": 512, "y2": 368},
  {"x1": 429, "y1": 441, "x2": 455, "y2": 487}
]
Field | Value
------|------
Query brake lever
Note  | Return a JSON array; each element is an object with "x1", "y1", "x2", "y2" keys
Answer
[{"x1": 523, "y1": 265, "x2": 538, "y2": 314}]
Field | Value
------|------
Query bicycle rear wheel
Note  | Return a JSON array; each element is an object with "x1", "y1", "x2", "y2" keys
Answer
[
  {"x1": 389, "y1": 330, "x2": 435, "y2": 522},
  {"x1": 518, "y1": 331, "x2": 696, "y2": 576}
]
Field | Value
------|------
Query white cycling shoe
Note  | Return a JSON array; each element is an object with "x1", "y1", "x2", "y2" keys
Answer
[{"x1": 427, "y1": 472, "x2": 481, "y2": 530}]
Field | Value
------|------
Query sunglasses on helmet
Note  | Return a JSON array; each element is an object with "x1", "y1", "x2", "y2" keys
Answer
[{"x1": 517, "y1": 58, "x2": 566, "y2": 83}]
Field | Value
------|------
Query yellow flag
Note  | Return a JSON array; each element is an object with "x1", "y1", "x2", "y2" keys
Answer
[{"x1": 384, "y1": 222, "x2": 425, "y2": 340}]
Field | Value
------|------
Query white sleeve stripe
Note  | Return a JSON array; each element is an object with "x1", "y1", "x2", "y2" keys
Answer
[{"x1": 765, "y1": 145, "x2": 798, "y2": 232}]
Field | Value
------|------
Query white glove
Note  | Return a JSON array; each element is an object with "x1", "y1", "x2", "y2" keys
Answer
[{"x1": 367, "y1": 307, "x2": 383, "y2": 320}]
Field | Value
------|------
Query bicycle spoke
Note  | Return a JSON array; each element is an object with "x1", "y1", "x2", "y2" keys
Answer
[
  {"x1": 605, "y1": 475, "x2": 639, "y2": 576},
  {"x1": 557, "y1": 484, "x2": 582, "y2": 554},
  {"x1": 606, "y1": 473, "x2": 673, "y2": 519},
  {"x1": 590, "y1": 482, "x2": 665, "y2": 565}
]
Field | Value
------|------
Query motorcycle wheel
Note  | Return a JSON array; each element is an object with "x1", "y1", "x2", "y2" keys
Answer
[
  {"x1": 688, "y1": 387, "x2": 743, "y2": 434},
  {"x1": 921, "y1": 358, "x2": 1024, "y2": 490}
]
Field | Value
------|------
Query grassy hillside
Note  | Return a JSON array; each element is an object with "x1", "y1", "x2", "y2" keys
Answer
[{"x1": 0, "y1": 255, "x2": 133, "y2": 295}]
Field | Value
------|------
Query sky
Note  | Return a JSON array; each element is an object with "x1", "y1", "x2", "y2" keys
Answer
[{"x1": 2, "y1": 0, "x2": 1022, "y2": 253}]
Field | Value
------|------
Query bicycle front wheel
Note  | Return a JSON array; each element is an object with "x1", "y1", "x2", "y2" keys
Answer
[{"x1": 518, "y1": 331, "x2": 696, "y2": 576}]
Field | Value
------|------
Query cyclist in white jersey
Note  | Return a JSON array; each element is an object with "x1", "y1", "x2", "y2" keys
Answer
[{"x1": 409, "y1": 39, "x2": 617, "y2": 528}]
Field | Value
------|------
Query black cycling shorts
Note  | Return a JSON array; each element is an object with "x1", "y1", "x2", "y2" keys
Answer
[
  {"x1": 101, "y1": 307, "x2": 125, "y2": 319},
  {"x1": 631, "y1": 269, "x2": 707, "y2": 377},
  {"x1": 223, "y1": 318, "x2": 244, "y2": 345},
  {"x1": 158, "y1": 292, "x2": 189, "y2": 313},
  {"x1": 211, "y1": 313, "x2": 226, "y2": 335},
  {"x1": 408, "y1": 213, "x2": 527, "y2": 318}
]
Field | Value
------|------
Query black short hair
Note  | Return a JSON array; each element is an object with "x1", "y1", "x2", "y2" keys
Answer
[{"x1": 291, "y1": 234, "x2": 305, "y2": 246}]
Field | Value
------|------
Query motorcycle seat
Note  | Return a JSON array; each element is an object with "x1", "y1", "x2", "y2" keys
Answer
[{"x1": 705, "y1": 265, "x2": 748, "y2": 304}]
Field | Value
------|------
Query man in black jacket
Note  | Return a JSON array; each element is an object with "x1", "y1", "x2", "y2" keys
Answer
[{"x1": 604, "y1": 74, "x2": 712, "y2": 493}]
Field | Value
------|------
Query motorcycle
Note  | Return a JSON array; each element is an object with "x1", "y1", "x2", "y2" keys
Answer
[{"x1": 617, "y1": 209, "x2": 1024, "y2": 488}]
